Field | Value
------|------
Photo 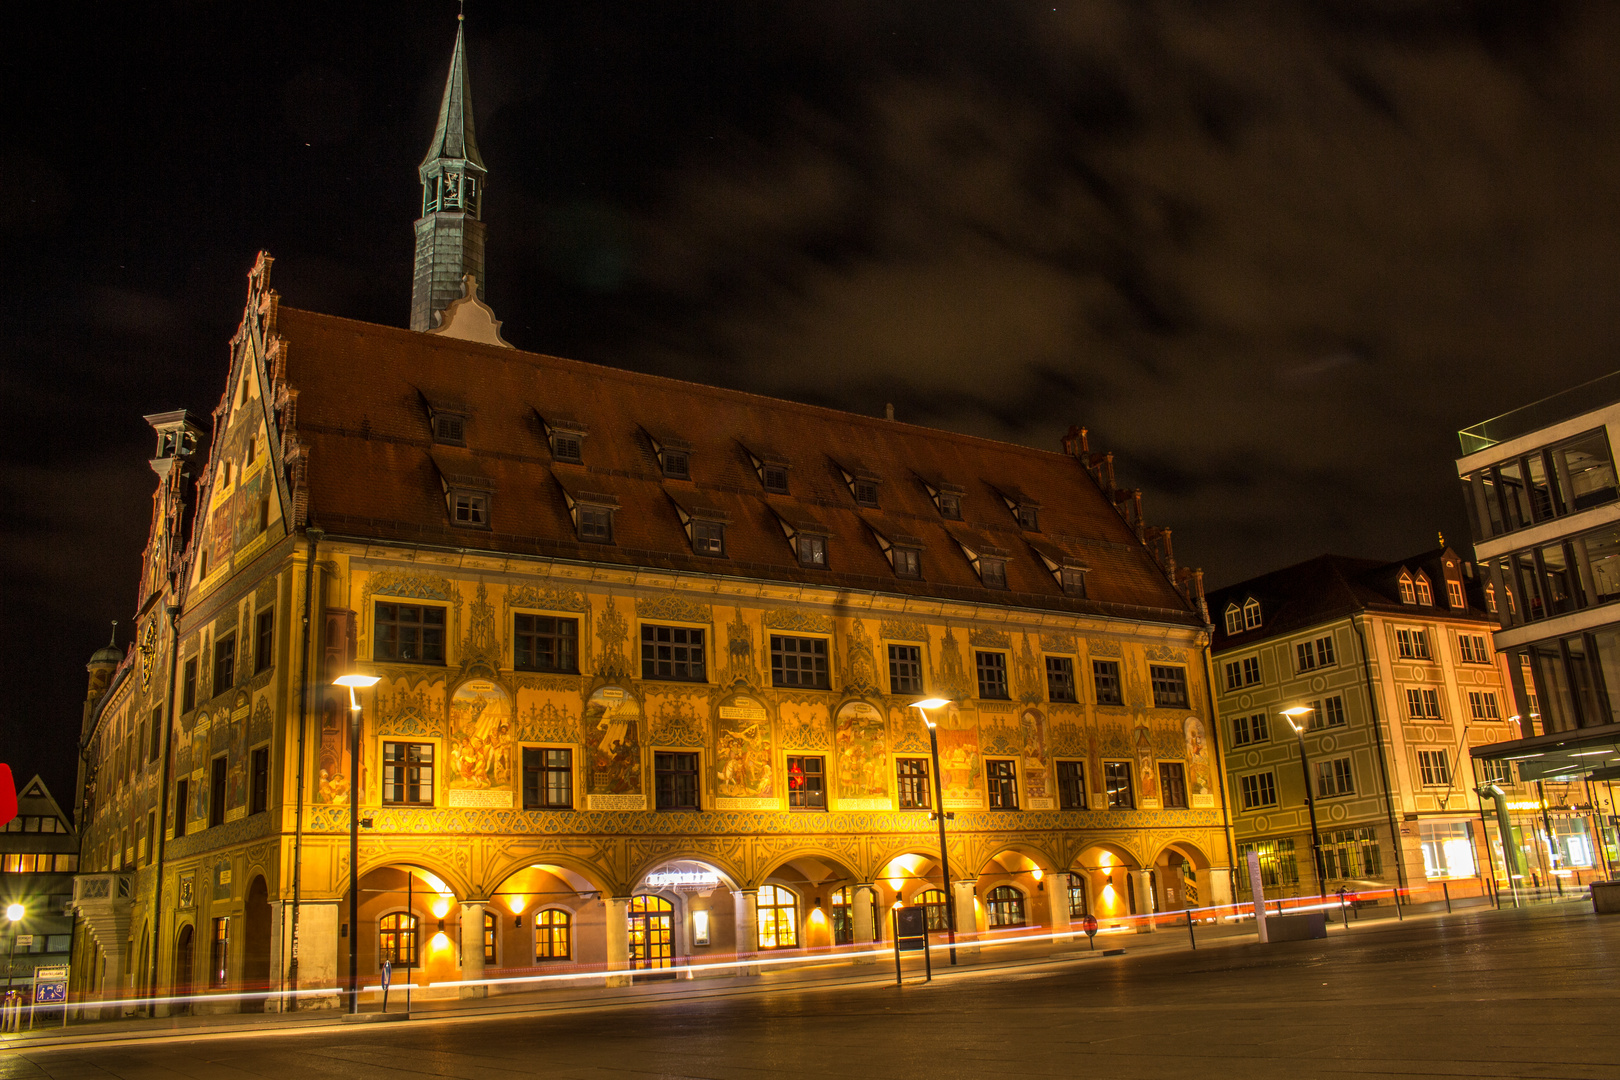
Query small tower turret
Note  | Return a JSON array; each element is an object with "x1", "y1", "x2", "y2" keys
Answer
[{"x1": 411, "y1": 15, "x2": 488, "y2": 332}]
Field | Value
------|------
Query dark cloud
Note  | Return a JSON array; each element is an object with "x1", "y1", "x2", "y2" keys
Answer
[{"x1": 6, "y1": 0, "x2": 1620, "y2": 796}]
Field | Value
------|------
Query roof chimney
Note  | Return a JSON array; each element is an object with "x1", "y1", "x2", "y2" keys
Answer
[{"x1": 884, "y1": 403, "x2": 895, "y2": 421}]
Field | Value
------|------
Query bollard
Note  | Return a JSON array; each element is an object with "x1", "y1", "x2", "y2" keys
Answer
[
  {"x1": 1442, "y1": 881, "x2": 1452, "y2": 914},
  {"x1": 1339, "y1": 890, "x2": 1350, "y2": 928},
  {"x1": 1186, "y1": 910, "x2": 1196, "y2": 950},
  {"x1": 1393, "y1": 887, "x2": 1403, "y2": 919}
]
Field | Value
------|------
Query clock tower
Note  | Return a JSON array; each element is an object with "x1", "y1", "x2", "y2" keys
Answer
[{"x1": 410, "y1": 15, "x2": 488, "y2": 333}]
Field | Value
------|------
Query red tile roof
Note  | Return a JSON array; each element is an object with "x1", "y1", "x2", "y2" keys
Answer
[{"x1": 276, "y1": 305, "x2": 1200, "y2": 626}]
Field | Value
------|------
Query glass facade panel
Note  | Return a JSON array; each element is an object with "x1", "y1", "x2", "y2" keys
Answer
[
  {"x1": 1532, "y1": 643, "x2": 1578, "y2": 732},
  {"x1": 1540, "y1": 544, "x2": 1579, "y2": 615},
  {"x1": 1564, "y1": 634, "x2": 1607, "y2": 728},
  {"x1": 1557, "y1": 430, "x2": 1618, "y2": 511}
]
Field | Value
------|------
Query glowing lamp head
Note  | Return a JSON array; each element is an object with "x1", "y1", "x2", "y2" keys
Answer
[
  {"x1": 888, "y1": 877, "x2": 904, "y2": 893},
  {"x1": 431, "y1": 897, "x2": 451, "y2": 920},
  {"x1": 334, "y1": 674, "x2": 381, "y2": 710},
  {"x1": 4, "y1": 904, "x2": 21, "y2": 923},
  {"x1": 1031, "y1": 868, "x2": 1044, "y2": 883},
  {"x1": 505, "y1": 895, "x2": 526, "y2": 916}
]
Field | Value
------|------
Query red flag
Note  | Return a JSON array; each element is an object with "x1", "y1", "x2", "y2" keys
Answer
[{"x1": 0, "y1": 766, "x2": 15, "y2": 828}]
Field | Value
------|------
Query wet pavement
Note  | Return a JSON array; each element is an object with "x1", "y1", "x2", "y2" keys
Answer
[{"x1": 0, "y1": 900, "x2": 1611, "y2": 1079}]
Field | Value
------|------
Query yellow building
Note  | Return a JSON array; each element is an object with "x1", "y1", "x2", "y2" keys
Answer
[
  {"x1": 1206, "y1": 548, "x2": 1578, "y2": 907},
  {"x1": 70, "y1": 24, "x2": 1229, "y2": 1012}
]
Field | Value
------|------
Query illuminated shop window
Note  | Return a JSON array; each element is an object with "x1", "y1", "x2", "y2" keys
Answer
[{"x1": 756, "y1": 885, "x2": 799, "y2": 949}]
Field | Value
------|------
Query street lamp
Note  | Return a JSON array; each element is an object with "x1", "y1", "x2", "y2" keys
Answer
[
  {"x1": 912, "y1": 698, "x2": 958, "y2": 966},
  {"x1": 334, "y1": 674, "x2": 380, "y2": 1014},
  {"x1": 4, "y1": 904, "x2": 22, "y2": 1001},
  {"x1": 1282, "y1": 707, "x2": 1327, "y2": 901}
]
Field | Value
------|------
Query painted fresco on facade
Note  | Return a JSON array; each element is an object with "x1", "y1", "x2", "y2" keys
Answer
[
  {"x1": 209, "y1": 495, "x2": 235, "y2": 568},
  {"x1": 1184, "y1": 716, "x2": 1214, "y2": 805},
  {"x1": 585, "y1": 685, "x2": 643, "y2": 796},
  {"x1": 227, "y1": 709, "x2": 247, "y2": 810},
  {"x1": 936, "y1": 702, "x2": 982, "y2": 806},
  {"x1": 715, "y1": 693, "x2": 773, "y2": 799},
  {"x1": 1020, "y1": 707, "x2": 1050, "y2": 800},
  {"x1": 448, "y1": 679, "x2": 514, "y2": 790},
  {"x1": 834, "y1": 700, "x2": 888, "y2": 799},
  {"x1": 1133, "y1": 723, "x2": 1160, "y2": 804},
  {"x1": 317, "y1": 695, "x2": 350, "y2": 804},
  {"x1": 232, "y1": 472, "x2": 264, "y2": 549}
]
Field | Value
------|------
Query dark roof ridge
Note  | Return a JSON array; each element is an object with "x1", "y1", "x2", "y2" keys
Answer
[{"x1": 276, "y1": 305, "x2": 1085, "y2": 468}]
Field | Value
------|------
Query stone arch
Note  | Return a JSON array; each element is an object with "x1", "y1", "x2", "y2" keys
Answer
[
  {"x1": 1151, "y1": 838, "x2": 1212, "y2": 872},
  {"x1": 625, "y1": 851, "x2": 744, "y2": 895},
  {"x1": 974, "y1": 840, "x2": 1063, "y2": 879},
  {"x1": 353, "y1": 853, "x2": 472, "y2": 904},
  {"x1": 1150, "y1": 839, "x2": 1213, "y2": 911},
  {"x1": 242, "y1": 874, "x2": 272, "y2": 1009},
  {"x1": 1071, "y1": 841, "x2": 1145, "y2": 920},
  {"x1": 752, "y1": 848, "x2": 861, "y2": 892},
  {"x1": 754, "y1": 850, "x2": 864, "y2": 950},
  {"x1": 482, "y1": 851, "x2": 613, "y2": 901}
]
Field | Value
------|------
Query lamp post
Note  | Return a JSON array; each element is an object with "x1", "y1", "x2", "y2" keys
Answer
[
  {"x1": 1282, "y1": 707, "x2": 1327, "y2": 900},
  {"x1": 335, "y1": 674, "x2": 380, "y2": 1014},
  {"x1": 4, "y1": 904, "x2": 23, "y2": 1001},
  {"x1": 912, "y1": 698, "x2": 957, "y2": 965}
]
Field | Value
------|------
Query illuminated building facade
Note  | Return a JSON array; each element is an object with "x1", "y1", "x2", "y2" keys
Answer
[
  {"x1": 1456, "y1": 372, "x2": 1620, "y2": 886},
  {"x1": 1208, "y1": 548, "x2": 1543, "y2": 905},
  {"x1": 0, "y1": 777, "x2": 79, "y2": 996},
  {"x1": 68, "y1": 22, "x2": 1230, "y2": 1011}
]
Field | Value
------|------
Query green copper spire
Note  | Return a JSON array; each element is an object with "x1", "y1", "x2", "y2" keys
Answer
[{"x1": 411, "y1": 15, "x2": 489, "y2": 332}]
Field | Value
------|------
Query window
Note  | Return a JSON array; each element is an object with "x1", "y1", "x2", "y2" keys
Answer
[
  {"x1": 1150, "y1": 665, "x2": 1189, "y2": 708},
  {"x1": 1486, "y1": 583, "x2": 1498, "y2": 614},
  {"x1": 577, "y1": 505, "x2": 613, "y2": 543},
  {"x1": 1447, "y1": 580, "x2": 1466, "y2": 608},
  {"x1": 640, "y1": 625, "x2": 706, "y2": 682},
  {"x1": 1459, "y1": 634, "x2": 1490, "y2": 663},
  {"x1": 1308, "y1": 696, "x2": 1347, "y2": 729},
  {"x1": 255, "y1": 608, "x2": 274, "y2": 674},
  {"x1": 772, "y1": 635, "x2": 830, "y2": 689},
  {"x1": 1405, "y1": 688, "x2": 1442, "y2": 719},
  {"x1": 1238, "y1": 839, "x2": 1299, "y2": 888},
  {"x1": 1468, "y1": 691, "x2": 1501, "y2": 721},
  {"x1": 1232, "y1": 712, "x2": 1269, "y2": 746},
  {"x1": 250, "y1": 746, "x2": 269, "y2": 815},
  {"x1": 756, "y1": 885, "x2": 799, "y2": 948},
  {"x1": 978, "y1": 557, "x2": 1007, "y2": 589},
  {"x1": 1242, "y1": 657, "x2": 1261, "y2": 685},
  {"x1": 987, "y1": 759, "x2": 1018, "y2": 809},
  {"x1": 535, "y1": 909, "x2": 571, "y2": 960},
  {"x1": 1223, "y1": 660, "x2": 1242, "y2": 691},
  {"x1": 853, "y1": 479, "x2": 879, "y2": 507},
  {"x1": 515, "y1": 614, "x2": 579, "y2": 673},
  {"x1": 1158, "y1": 762, "x2": 1188, "y2": 808},
  {"x1": 796, "y1": 533, "x2": 827, "y2": 567},
  {"x1": 1057, "y1": 761, "x2": 1086, "y2": 809},
  {"x1": 174, "y1": 778, "x2": 188, "y2": 839},
  {"x1": 551, "y1": 432, "x2": 583, "y2": 463},
  {"x1": 432, "y1": 413, "x2": 465, "y2": 445},
  {"x1": 1104, "y1": 761, "x2": 1134, "y2": 809},
  {"x1": 452, "y1": 491, "x2": 489, "y2": 527},
  {"x1": 382, "y1": 742, "x2": 434, "y2": 806},
  {"x1": 1417, "y1": 750, "x2": 1452, "y2": 787},
  {"x1": 182, "y1": 657, "x2": 197, "y2": 712},
  {"x1": 483, "y1": 912, "x2": 497, "y2": 965},
  {"x1": 210, "y1": 917, "x2": 230, "y2": 988},
  {"x1": 379, "y1": 912, "x2": 417, "y2": 967},
  {"x1": 149, "y1": 705, "x2": 163, "y2": 762},
  {"x1": 897, "y1": 758, "x2": 930, "y2": 809},
  {"x1": 1242, "y1": 598, "x2": 1262, "y2": 629},
  {"x1": 762, "y1": 465, "x2": 789, "y2": 493},
  {"x1": 1016, "y1": 504, "x2": 1039, "y2": 530},
  {"x1": 522, "y1": 747, "x2": 573, "y2": 809},
  {"x1": 1322, "y1": 827, "x2": 1381, "y2": 879},
  {"x1": 892, "y1": 547, "x2": 921, "y2": 579},
  {"x1": 1059, "y1": 566, "x2": 1086, "y2": 597},
  {"x1": 146, "y1": 809, "x2": 157, "y2": 865},
  {"x1": 655, "y1": 752, "x2": 700, "y2": 810},
  {"x1": 1297, "y1": 636, "x2": 1335, "y2": 672},
  {"x1": 1479, "y1": 758, "x2": 1513, "y2": 784},
  {"x1": 976, "y1": 651, "x2": 1009, "y2": 699},
  {"x1": 1045, "y1": 656, "x2": 1077, "y2": 703},
  {"x1": 986, "y1": 886, "x2": 1025, "y2": 928},
  {"x1": 1420, "y1": 821, "x2": 1476, "y2": 879},
  {"x1": 1224, "y1": 605, "x2": 1243, "y2": 635},
  {"x1": 1316, "y1": 757, "x2": 1354, "y2": 797},
  {"x1": 257, "y1": 495, "x2": 270, "y2": 533},
  {"x1": 1395, "y1": 628, "x2": 1431, "y2": 660},
  {"x1": 209, "y1": 756, "x2": 227, "y2": 827},
  {"x1": 1239, "y1": 771, "x2": 1278, "y2": 809},
  {"x1": 692, "y1": 520, "x2": 725, "y2": 557},
  {"x1": 375, "y1": 603, "x2": 446, "y2": 663},
  {"x1": 213, "y1": 634, "x2": 236, "y2": 695},
  {"x1": 787, "y1": 755, "x2": 826, "y2": 810},
  {"x1": 661, "y1": 448, "x2": 691, "y2": 480},
  {"x1": 1415, "y1": 576, "x2": 1433, "y2": 605},
  {"x1": 938, "y1": 491, "x2": 962, "y2": 520},
  {"x1": 918, "y1": 888, "x2": 950, "y2": 931},
  {"x1": 1093, "y1": 660, "x2": 1122, "y2": 705},
  {"x1": 1399, "y1": 575, "x2": 1416, "y2": 604},
  {"x1": 888, "y1": 645, "x2": 924, "y2": 695}
]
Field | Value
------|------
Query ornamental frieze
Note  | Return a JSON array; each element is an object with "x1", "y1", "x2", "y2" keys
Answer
[
  {"x1": 504, "y1": 582, "x2": 590, "y2": 615},
  {"x1": 363, "y1": 568, "x2": 455, "y2": 602},
  {"x1": 635, "y1": 595, "x2": 712, "y2": 625},
  {"x1": 967, "y1": 627, "x2": 1010, "y2": 649},
  {"x1": 763, "y1": 610, "x2": 833, "y2": 634},
  {"x1": 879, "y1": 618, "x2": 928, "y2": 643}
]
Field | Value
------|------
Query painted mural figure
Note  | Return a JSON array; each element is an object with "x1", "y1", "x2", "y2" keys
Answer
[
  {"x1": 1020, "y1": 708, "x2": 1049, "y2": 799},
  {"x1": 834, "y1": 700, "x2": 888, "y2": 799},
  {"x1": 936, "y1": 702, "x2": 982, "y2": 805},
  {"x1": 1133, "y1": 723, "x2": 1159, "y2": 803},
  {"x1": 449, "y1": 680, "x2": 514, "y2": 790},
  {"x1": 716, "y1": 696, "x2": 773, "y2": 799},
  {"x1": 1184, "y1": 716, "x2": 1212, "y2": 798},
  {"x1": 317, "y1": 697, "x2": 349, "y2": 805},
  {"x1": 585, "y1": 685, "x2": 643, "y2": 795}
]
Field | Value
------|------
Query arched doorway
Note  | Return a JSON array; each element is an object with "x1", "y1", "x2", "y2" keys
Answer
[
  {"x1": 173, "y1": 924, "x2": 195, "y2": 1011},
  {"x1": 242, "y1": 876, "x2": 272, "y2": 1011},
  {"x1": 1153, "y1": 842, "x2": 1211, "y2": 911},
  {"x1": 1072, "y1": 844, "x2": 1143, "y2": 925},
  {"x1": 628, "y1": 895, "x2": 674, "y2": 972}
]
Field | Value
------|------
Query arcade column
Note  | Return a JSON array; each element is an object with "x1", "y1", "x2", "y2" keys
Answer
[
  {"x1": 603, "y1": 897, "x2": 631, "y2": 988},
  {"x1": 458, "y1": 901, "x2": 487, "y2": 998}
]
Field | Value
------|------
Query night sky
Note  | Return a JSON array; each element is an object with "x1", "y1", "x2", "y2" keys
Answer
[{"x1": 5, "y1": 1, "x2": 1617, "y2": 803}]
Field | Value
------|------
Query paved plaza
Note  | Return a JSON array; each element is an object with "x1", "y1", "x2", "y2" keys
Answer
[{"x1": 0, "y1": 901, "x2": 1612, "y2": 1079}]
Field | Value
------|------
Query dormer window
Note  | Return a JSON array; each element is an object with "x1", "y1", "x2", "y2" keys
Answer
[
  {"x1": 452, "y1": 491, "x2": 489, "y2": 527},
  {"x1": 797, "y1": 534, "x2": 828, "y2": 567},
  {"x1": 1399, "y1": 574, "x2": 1416, "y2": 604},
  {"x1": 1447, "y1": 579, "x2": 1465, "y2": 608},
  {"x1": 669, "y1": 493, "x2": 729, "y2": 559},
  {"x1": 1225, "y1": 604, "x2": 1243, "y2": 635},
  {"x1": 855, "y1": 479, "x2": 879, "y2": 506},
  {"x1": 839, "y1": 463, "x2": 882, "y2": 508},
  {"x1": 980, "y1": 557, "x2": 1007, "y2": 589},
  {"x1": 995, "y1": 486, "x2": 1042, "y2": 531},
  {"x1": 1242, "y1": 597, "x2": 1261, "y2": 630},
  {"x1": 693, "y1": 520, "x2": 725, "y2": 556},
  {"x1": 647, "y1": 431, "x2": 694, "y2": 479},
  {"x1": 433, "y1": 413, "x2": 466, "y2": 446},
  {"x1": 540, "y1": 414, "x2": 589, "y2": 464},
  {"x1": 923, "y1": 478, "x2": 966, "y2": 520},
  {"x1": 1415, "y1": 574, "x2": 1433, "y2": 605},
  {"x1": 1060, "y1": 566, "x2": 1086, "y2": 597},
  {"x1": 559, "y1": 484, "x2": 617, "y2": 544},
  {"x1": 746, "y1": 446, "x2": 792, "y2": 493},
  {"x1": 869, "y1": 525, "x2": 923, "y2": 580}
]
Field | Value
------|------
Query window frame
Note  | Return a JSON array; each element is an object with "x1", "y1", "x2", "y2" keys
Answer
[
  {"x1": 986, "y1": 758, "x2": 1019, "y2": 810},
  {"x1": 892, "y1": 546, "x2": 922, "y2": 579},
  {"x1": 1149, "y1": 664, "x2": 1190, "y2": 709},
  {"x1": 374, "y1": 602, "x2": 447, "y2": 665},
  {"x1": 514, "y1": 612, "x2": 580, "y2": 674},
  {"x1": 534, "y1": 908, "x2": 572, "y2": 961},
  {"x1": 213, "y1": 634, "x2": 236, "y2": 696},
  {"x1": 771, "y1": 634, "x2": 831, "y2": 690},
  {"x1": 1239, "y1": 770, "x2": 1278, "y2": 810},
  {"x1": 654, "y1": 751, "x2": 701, "y2": 810},
  {"x1": 795, "y1": 532, "x2": 828, "y2": 568},
  {"x1": 450, "y1": 489, "x2": 491, "y2": 529},
  {"x1": 1092, "y1": 659, "x2": 1123, "y2": 706},
  {"x1": 1158, "y1": 761, "x2": 1188, "y2": 809},
  {"x1": 1044, "y1": 655, "x2": 1078, "y2": 703},
  {"x1": 382, "y1": 741, "x2": 435, "y2": 807},
  {"x1": 640, "y1": 624, "x2": 707, "y2": 683},
  {"x1": 1103, "y1": 760, "x2": 1134, "y2": 809},
  {"x1": 887, "y1": 643, "x2": 924, "y2": 696},
  {"x1": 1417, "y1": 749, "x2": 1452, "y2": 787},
  {"x1": 254, "y1": 607, "x2": 274, "y2": 674},
  {"x1": 379, "y1": 911, "x2": 419, "y2": 968},
  {"x1": 986, "y1": 885, "x2": 1026, "y2": 928},
  {"x1": 1315, "y1": 756, "x2": 1354, "y2": 798},
  {"x1": 787, "y1": 754, "x2": 827, "y2": 811},
  {"x1": 249, "y1": 745, "x2": 269, "y2": 815},
  {"x1": 692, "y1": 518, "x2": 726, "y2": 558},
  {"x1": 1056, "y1": 760, "x2": 1086, "y2": 810},
  {"x1": 521, "y1": 746, "x2": 574, "y2": 810},
  {"x1": 576, "y1": 503, "x2": 615, "y2": 544},
  {"x1": 896, "y1": 757, "x2": 931, "y2": 810},
  {"x1": 975, "y1": 650, "x2": 1010, "y2": 700}
]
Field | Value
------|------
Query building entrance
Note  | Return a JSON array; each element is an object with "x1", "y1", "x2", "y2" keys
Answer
[{"x1": 628, "y1": 895, "x2": 674, "y2": 971}]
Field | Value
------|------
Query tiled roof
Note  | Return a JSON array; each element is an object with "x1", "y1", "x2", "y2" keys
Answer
[
  {"x1": 1208, "y1": 547, "x2": 1497, "y2": 652},
  {"x1": 277, "y1": 306, "x2": 1200, "y2": 626}
]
